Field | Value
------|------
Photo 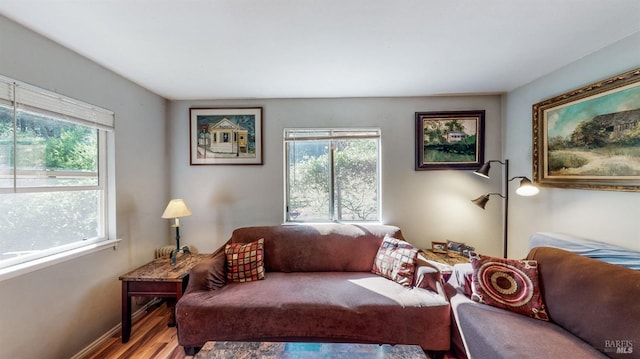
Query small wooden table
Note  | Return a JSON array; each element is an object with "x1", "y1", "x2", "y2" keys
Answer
[
  {"x1": 119, "y1": 253, "x2": 208, "y2": 343},
  {"x1": 194, "y1": 341, "x2": 427, "y2": 359},
  {"x1": 420, "y1": 249, "x2": 470, "y2": 281}
]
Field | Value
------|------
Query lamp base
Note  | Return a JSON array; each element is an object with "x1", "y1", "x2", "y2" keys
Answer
[{"x1": 169, "y1": 246, "x2": 192, "y2": 266}]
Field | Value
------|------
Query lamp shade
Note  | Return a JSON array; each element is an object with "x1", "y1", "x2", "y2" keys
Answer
[
  {"x1": 474, "y1": 162, "x2": 492, "y2": 178},
  {"x1": 471, "y1": 194, "x2": 491, "y2": 209},
  {"x1": 161, "y1": 199, "x2": 192, "y2": 219},
  {"x1": 515, "y1": 177, "x2": 539, "y2": 196}
]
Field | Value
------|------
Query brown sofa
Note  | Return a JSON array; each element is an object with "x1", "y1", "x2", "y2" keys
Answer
[
  {"x1": 447, "y1": 245, "x2": 640, "y2": 359},
  {"x1": 175, "y1": 224, "x2": 451, "y2": 354}
]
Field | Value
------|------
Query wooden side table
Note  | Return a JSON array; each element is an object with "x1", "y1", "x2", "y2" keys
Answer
[
  {"x1": 420, "y1": 249, "x2": 470, "y2": 266},
  {"x1": 420, "y1": 249, "x2": 470, "y2": 281},
  {"x1": 119, "y1": 253, "x2": 208, "y2": 343}
]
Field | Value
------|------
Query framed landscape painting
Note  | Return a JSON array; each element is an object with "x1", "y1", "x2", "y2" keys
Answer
[
  {"x1": 415, "y1": 110, "x2": 485, "y2": 170},
  {"x1": 533, "y1": 68, "x2": 640, "y2": 192},
  {"x1": 190, "y1": 107, "x2": 263, "y2": 165}
]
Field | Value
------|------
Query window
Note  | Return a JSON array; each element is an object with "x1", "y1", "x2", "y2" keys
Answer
[
  {"x1": 284, "y1": 128, "x2": 381, "y2": 223},
  {"x1": 0, "y1": 76, "x2": 115, "y2": 274}
]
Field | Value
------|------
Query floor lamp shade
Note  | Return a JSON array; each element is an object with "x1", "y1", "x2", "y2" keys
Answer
[
  {"x1": 471, "y1": 194, "x2": 491, "y2": 209},
  {"x1": 515, "y1": 177, "x2": 539, "y2": 196}
]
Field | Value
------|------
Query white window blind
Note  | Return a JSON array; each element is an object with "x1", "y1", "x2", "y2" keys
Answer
[{"x1": 0, "y1": 76, "x2": 114, "y2": 131}]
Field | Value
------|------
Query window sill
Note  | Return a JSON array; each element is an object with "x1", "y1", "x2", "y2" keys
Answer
[{"x1": 0, "y1": 238, "x2": 121, "y2": 282}]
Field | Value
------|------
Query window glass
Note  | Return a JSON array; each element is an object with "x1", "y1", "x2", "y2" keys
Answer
[
  {"x1": 287, "y1": 139, "x2": 331, "y2": 221},
  {"x1": 333, "y1": 138, "x2": 379, "y2": 221},
  {"x1": 0, "y1": 190, "x2": 100, "y2": 263},
  {"x1": 0, "y1": 76, "x2": 113, "y2": 272},
  {"x1": 285, "y1": 129, "x2": 380, "y2": 223},
  {"x1": 14, "y1": 109, "x2": 98, "y2": 188}
]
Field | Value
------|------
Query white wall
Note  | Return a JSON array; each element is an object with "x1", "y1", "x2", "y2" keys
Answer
[
  {"x1": 168, "y1": 96, "x2": 504, "y2": 256},
  {"x1": 505, "y1": 32, "x2": 640, "y2": 257},
  {"x1": 0, "y1": 16, "x2": 169, "y2": 359}
]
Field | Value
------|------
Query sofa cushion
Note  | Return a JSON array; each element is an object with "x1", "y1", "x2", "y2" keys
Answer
[
  {"x1": 176, "y1": 272, "x2": 451, "y2": 350},
  {"x1": 449, "y1": 288, "x2": 607, "y2": 359},
  {"x1": 225, "y1": 238, "x2": 265, "y2": 282},
  {"x1": 470, "y1": 252, "x2": 549, "y2": 321},
  {"x1": 528, "y1": 247, "x2": 640, "y2": 358},
  {"x1": 185, "y1": 251, "x2": 227, "y2": 292},
  {"x1": 372, "y1": 235, "x2": 418, "y2": 286}
]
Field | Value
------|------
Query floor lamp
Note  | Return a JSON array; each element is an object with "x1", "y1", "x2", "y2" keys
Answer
[{"x1": 471, "y1": 159, "x2": 539, "y2": 258}]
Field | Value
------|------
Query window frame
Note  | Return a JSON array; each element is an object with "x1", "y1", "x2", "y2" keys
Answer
[
  {"x1": 283, "y1": 128, "x2": 382, "y2": 223},
  {"x1": 0, "y1": 75, "x2": 117, "y2": 280}
]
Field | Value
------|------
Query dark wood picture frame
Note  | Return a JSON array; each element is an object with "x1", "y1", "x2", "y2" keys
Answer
[
  {"x1": 533, "y1": 68, "x2": 640, "y2": 192},
  {"x1": 415, "y1": 110, "x2": 485, "y2": 170},
  {"x1": 189, "y1": 107, "x2": 263, "y2": 165}
]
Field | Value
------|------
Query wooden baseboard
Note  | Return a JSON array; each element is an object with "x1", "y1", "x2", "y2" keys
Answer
[{"x1": 70, "y1": 298, "x2": 162, "y2": 359}]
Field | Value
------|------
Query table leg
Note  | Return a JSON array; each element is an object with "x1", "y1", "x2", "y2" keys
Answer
[
  {"x1": 167, "y1": 282, "x2": 183, "y2": 327},
  {"x1": 121, "y1": 281, "x2": 132, "y2": 343},
  {"x1": 166, "y1": 299, "x2": 177, "y2": 327}
]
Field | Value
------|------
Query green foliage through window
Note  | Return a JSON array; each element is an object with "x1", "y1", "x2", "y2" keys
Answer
[{"x1": 285, "y1": 129, "x2": 380, "y2": 222}]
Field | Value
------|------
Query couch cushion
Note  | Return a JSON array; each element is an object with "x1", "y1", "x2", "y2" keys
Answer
[
  {"x1": 372, "y1": 235, "x2": 418, "y2": 286},
  {"x1": 469, "y1": 252, "x2": 549, "y2": 321},
  {"x1": 185, "y1": 251, "x2": 227, "y2": 292},
  {"x1": 449, "y1": 288, "x2": 607, "y2": 359},
  {"x1": 176, "y1": 272, "x2": 450, "y2": 350},
  {"x1": 528, "y1": 247, "x2": 640, "y2": 358},
  {"x1": 229, "y1": 224, "x2": 403, "y2": 272},
  {"x1": 225, "y1": 238, "x2": 265, "y2": 282}
]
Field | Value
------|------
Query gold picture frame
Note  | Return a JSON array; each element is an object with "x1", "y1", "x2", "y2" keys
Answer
[{"x1": 532, "y1": 68, "x2": 640, "y2": 192}]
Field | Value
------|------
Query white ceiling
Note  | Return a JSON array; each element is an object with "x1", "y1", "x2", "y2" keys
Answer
[{"x1": 1, "y1": 0, "x2": 639, "y2": 100}]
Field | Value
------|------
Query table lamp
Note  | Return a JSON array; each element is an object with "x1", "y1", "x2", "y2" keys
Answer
[{"x1": 161, "y1": 199, "x2": 192, "y2": 264}]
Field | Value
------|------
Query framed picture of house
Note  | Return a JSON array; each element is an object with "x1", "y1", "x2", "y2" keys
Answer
[
  {"x1": 533, "y1": 68, "x2": 640, "y2": 192},
  {"x1": 415, "y1": 110, "x2": 485, "y2": 170},
  {"x1": 190, "y1": 107, "x2": 263, "y2": 165}
]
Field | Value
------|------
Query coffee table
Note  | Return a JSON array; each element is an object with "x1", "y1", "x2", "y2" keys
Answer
[{"x1": 194, "y1": 341, "x2": 428, "y2": 358}]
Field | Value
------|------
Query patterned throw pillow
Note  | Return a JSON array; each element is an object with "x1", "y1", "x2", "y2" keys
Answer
[
  {"x1": 372, "y1": 236, "x2": 418, "y2": 287},
  {"x1": 470, "y1": 252, "x2": 549, "y2": 321},
  {"x1": 225, "y1": 238, "x2": 265, "y2": 283}
]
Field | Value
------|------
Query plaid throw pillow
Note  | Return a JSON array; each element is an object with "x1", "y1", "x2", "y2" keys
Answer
[
  {"x1": 372, "y1": 236, "x2": 418, "y2": 287},
  {"x1": 225, "y1": 238, "x2": 265, "y2": 283},
  {"x1": 470, "y1": 252, "x2": 549, "y2": 321}
]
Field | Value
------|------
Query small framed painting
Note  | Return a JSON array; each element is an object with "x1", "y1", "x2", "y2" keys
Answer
[
  {"x1": 190, "y1": 107, "x2": 263, "y2": 165},
  {"x1": 431, "y1": 241, "x2": 447, "y2": 254},
  {"x1": 415, "y1": 110, "x2": 485, "y2": 170}
]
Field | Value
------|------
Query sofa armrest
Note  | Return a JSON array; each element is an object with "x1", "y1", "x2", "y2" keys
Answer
[
  {"x1": 413, "y1": 253, "x2": 443, "y2": 293},
  {"x1": 184, "y1": 250, "x2": 227, "y2": 294}
]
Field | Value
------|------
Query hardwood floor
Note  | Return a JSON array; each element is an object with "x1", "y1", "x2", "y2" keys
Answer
[{"x1": 83, "y1": 303, "x2": 192, "y2": 359}]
